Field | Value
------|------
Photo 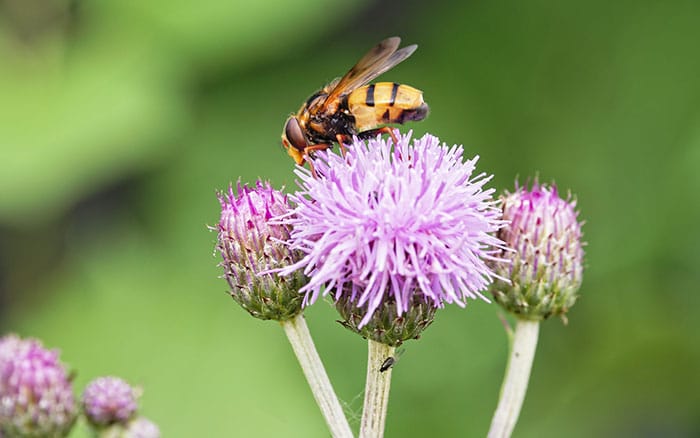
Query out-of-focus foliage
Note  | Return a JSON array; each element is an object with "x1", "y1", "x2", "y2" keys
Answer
[
  {"x1": 0, "y1": 0, "x2": 358, "y2": 224},
  {"x1": 1, "y1": 0, "x2": 699, "y2": 436}
]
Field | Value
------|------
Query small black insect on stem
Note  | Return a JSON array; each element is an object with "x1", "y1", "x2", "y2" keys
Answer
[{"x1": 379, "y1": 356, "x2": 395, "y2": 373}]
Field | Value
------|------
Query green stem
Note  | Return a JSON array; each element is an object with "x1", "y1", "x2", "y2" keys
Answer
[
  {"x1": 281, "y1": 314, "x2": 354, "y2": 438},
  {"x1": 487, "y1": 319, "x2": 540, "y2": 438},
  {"x1": 359, "y1": 340, "x2": 396, "y2": 438}
]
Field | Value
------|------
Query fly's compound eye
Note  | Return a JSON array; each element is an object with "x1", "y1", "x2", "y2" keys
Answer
[{"x1": 284, "y1": 117, "x2": 308, "y2": 151}]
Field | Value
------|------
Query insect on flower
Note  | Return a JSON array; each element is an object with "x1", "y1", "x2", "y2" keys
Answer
[{"x1": 281, "y1": 37, "x2": 429, "y2": 170}]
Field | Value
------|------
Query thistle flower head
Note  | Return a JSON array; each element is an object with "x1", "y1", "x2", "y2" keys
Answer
[
  {"x1": 123, "y1": 417, "x2": 160, "y2": 438},
  {"x1": 0, "y1": 337, "x2": 76, "y2": 437},
  {"x1": 216, "y1": 180, "x2": 306, "y2": 321},
  {"x1": 0, "y1": 334, "x2": 24, "y2": 370},
  {"x1": 280, "y1": 132, "x2": 505, "y2": 344},
  {"x1": 490, "y1": 181, "x2": 585, "y2": 321},
  {"x1": 83, "y1": 376, "x2": 139, "y2": 427},
  {"x1": 92, "y1": 416, "x2": 160, "y2": 438}
]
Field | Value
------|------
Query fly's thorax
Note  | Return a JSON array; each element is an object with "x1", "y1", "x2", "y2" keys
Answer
[{"x1": 304, "y1": 107, "x2": 357, "y2": 143}]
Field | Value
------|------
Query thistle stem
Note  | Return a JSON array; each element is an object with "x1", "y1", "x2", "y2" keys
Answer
[
  {"x1": 280, "y1": 315, "x2": 353, "y2": 438},
  {"x1": 487, "y1": 319, "x2": 540, "y2": 438},
  {"x1": 359, "y1": 340, "x2": 396, "y2": 438}
]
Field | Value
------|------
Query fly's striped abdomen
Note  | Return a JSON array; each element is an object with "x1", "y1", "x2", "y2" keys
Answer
[{"x1": 347, "y1": 82, "x2": 429, "y2": 131}]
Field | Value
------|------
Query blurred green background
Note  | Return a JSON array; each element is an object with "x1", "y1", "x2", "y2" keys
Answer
[{"x1": 1, "y1": 0, "x2": 699, "y2": 436}]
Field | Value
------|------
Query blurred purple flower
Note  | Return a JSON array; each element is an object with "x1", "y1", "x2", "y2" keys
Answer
[
  {"x1": 0, "y1": 336, "x2": 76, "y2": 437},
  {"x1": 83, "y1": 376, "x2": 139, "y2": 427},
  {"x1": 490, "y1": 181, "x2": 585, "y2": 320},
  {"x1": 280, "y1": 132, "x2": 506, "y2": 328},
  {"x1": 0, "y1": 334, "x2": 24, "y2": 371},
  {"x1": 124, "y1": 416, "x2": 160, "y2": 438}
]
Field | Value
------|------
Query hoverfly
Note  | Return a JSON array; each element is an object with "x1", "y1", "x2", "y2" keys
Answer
[{"x1": 281, "y1": 37, "x2": 429, "y2": 170}]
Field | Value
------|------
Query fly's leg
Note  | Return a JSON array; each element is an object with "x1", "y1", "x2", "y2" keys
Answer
[
  {"x1": 377, "y1": 127, "x2": 400, "y2": 145},
  {"x1": 362, "y1": 127, "x2": 400, "y2": 145},
  {"x1": 336, "y1": 134, "x2": 350, "y2": 158},
  {"x1": 362, "y1": 127, "x2": 404, "y2": 160},
  {"x1": 303, "y1": 143, "x2": 332, "y2": 178}
]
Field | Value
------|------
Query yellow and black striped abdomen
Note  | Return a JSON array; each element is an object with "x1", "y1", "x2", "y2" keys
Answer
[{"x1": 347, "y1": 82, "x2": 429, "y2": 131}]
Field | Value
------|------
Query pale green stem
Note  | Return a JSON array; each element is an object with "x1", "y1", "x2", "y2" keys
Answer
[
  {"x1": 487, "y1": 319, "x2": 540, "y2": 438},
  {"x1": 359, "y1": 340, "x2": 396, "y2": 438},
  {"x1": 281, "y1": 315, "x2": 354, "y2": 438}
]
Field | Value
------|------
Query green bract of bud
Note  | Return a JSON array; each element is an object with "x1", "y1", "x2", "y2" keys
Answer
[
  {"x1": 335, "y1": 291, "x2": 436, "y2": 347},
  {"x1": 216, "y1": 181, "x2": 307, "y2": 321},
  {"x1": 490, "y1": 182, "x2": 585, "y2": 322}
]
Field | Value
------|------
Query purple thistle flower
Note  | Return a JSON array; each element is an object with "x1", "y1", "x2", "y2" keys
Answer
[
  {"x1": 280, "y1": 132, "x2": 505, "y2": 341},
  {"x1": 216, "y1": 180, "x2": 307, "y2": 321},
  {"x1": 88, "y1": 416, "x2": 160, "y2": 438},
  {"x1": 0, "y1": 334, "x2": 24, "y2": 371},
  {"x1": 83, "y1": 376, "x2": 139, "y2": 427},
  {"x1": 123, "y1": 416, "x2": 160, "y2": 438},
  {"x1": 0, "y1": 337, "x2": 76, "y2": 437},
  {"x1": 490, "y1": 181, "x2": 585, "y2": 321}
]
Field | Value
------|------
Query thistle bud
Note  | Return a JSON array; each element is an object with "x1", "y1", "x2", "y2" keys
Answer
[
  {"x1": 97, "y1": 417, "x2": 160, "y2": 438},
  {"x1": 0, "y1": 336, "x2": 76, "y2": 437},
  {"x1": 83, "y1": 376, "x2": 139, "y2": 427},
  {"x1": 216, "y1": 181, "x2": 307, "y2": 321},
  {"x1": 0, "y1": 334, "x2": 23, "y2": 370},
  {"x1": 490, "y1": 182, "x2": 585, "y2": 321},
  {"x1": 122, "y1": 417, "x2": 160, "y2": 438}
]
